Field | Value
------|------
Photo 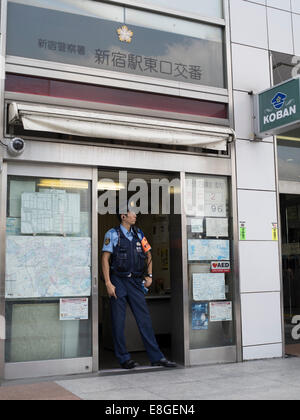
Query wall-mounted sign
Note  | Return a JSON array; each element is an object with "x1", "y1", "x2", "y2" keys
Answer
[
  {"x1": 254, "y1": 78, "x2": 300, "y2": 138},
  {"x1": 239, "y1": 221, "x2": 246, "y2": 241},
  {"x1": 210, "y1": 261, "x2": 230, "y2": 273},
  {"x1": 7, "y1": 2, "x2": 225, "y2": 88},
  {"x1": 272, "y1": 223, "x2": 278, "y2": 241},
  {"x1": 60, "y1": 298, "x2": 89, "y2": 321}
]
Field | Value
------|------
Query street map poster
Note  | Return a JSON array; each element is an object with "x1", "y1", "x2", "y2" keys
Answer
[{"x1": 5, "y1": 236, "x2": 91, "y2": 298}]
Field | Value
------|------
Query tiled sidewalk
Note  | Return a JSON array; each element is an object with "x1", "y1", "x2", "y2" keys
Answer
[
  {"x1": 0, "y1": 382, "x2": 81, "y2": 400},
  {"x1": 2, "y1": 357, "x2": 300, "y2": 400}
]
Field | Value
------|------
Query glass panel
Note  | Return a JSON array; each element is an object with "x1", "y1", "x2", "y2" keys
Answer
[
  {"x1": 278, "y1": 139, "x2": 300, "y2": 182},
  {"x1": 129, "y1": 0, "x2": 223, "y2": 19},
  {"x1": 185, "y1": 174, "x2": 235, "y2": 349},
  {"x1": 272, "y1": 51, "x2": 295, "y2": 86},
  {"x1": 7, "y1": 2, "x2": 226, "y2": 88},
  {"x1": 5, "y1": 74, "x2": 228, "y2": 119},
  {"x1": 5, "y1": 176, "x2": 92, "y2": 363},
  {"x1": 280, "y1": 194, "x2": 300, "y2": 356},
  {"x1": 125, "y1": 8, "x2": 223, "y2": 41},
  {"x1": 8, "y1": 0, "x2": 124, "y2": 22},
  {"x1": 9, "y1": 0, "x2": 223, "y2": 19}
]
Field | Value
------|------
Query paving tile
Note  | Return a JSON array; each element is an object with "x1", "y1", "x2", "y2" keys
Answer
[{"x1": 0, "y1": 382, "x2": 81, "y2": 400}]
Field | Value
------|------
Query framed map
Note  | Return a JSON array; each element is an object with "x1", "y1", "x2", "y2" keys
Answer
[{"x1": 5, "y1": 236, "x2": 91, "y2": 298}]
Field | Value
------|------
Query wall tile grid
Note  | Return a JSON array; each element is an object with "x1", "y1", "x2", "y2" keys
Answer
[{"x1": 229, "y1": 0, "x2": 298, "y2": 360}]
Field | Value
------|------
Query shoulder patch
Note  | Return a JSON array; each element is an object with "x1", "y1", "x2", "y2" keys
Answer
[{"x1": 105, "y1": 237, "x2": 110, "y2": 245}]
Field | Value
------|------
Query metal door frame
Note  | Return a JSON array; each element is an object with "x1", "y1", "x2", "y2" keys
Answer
[
  {"x1": 2, "y1": 161, "x2": 98, "y2": 380},
  {"x1": 0, "y1": 138, "x2": 238, "y2": 378}
]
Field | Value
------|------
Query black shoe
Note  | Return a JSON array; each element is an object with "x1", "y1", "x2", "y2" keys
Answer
[
  {"x1": 121, "y1": 359, "x2": 139, "y2": 369},
  {"x1": 151, "y1": 358, "x2": 177, "y2": 368}
]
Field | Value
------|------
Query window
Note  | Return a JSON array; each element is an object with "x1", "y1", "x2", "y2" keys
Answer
[
  {"x1": 185, "y1": 174, "x2": 235, "y2": 349},
  {"x1": 129, "y1": 0, "x2": 224, "y2": 19},
  {"x1": 5, "y1": 176, "x2": 92, "y2": 362}
]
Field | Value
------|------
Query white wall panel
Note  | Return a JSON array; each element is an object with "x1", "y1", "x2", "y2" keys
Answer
[
  {"x1": 243, "y1": 343, "x2": 283, "y2": 360},
  {"x1": 291, "y1": 0, "x2": 300, "y2": 14},
  {"x1": 231, "y1": 44, "x2": 270, "y2": 92},
  {"x1": 237, "y1": 190, "x2": 277, "y2": 241},
  {"x1": 236, "y1": 140, "x2": 276, "y2": 191},
  {"x1": 239, "y1": 241, "x2": 280, "y2": 293},
  {"x1": 241, "y1": 292, "x2": 282, "y2": 346},
  {"x1": 230, "y1": 0, "x2": 268, "y2": 49},
  {"x1": 267, "y1": 8, "x2": 294, "y2": 54},
  {"x1": 267, "y1": 0, "x2": 291, "y2": 11}
]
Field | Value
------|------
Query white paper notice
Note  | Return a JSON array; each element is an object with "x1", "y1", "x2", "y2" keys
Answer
[
  {"x1": 21, "y1": 190, "x2": 80, "y2": 234},
  {"x1": 188, "y1": 239, "x2": 230, "y2": 261},
  {"x1": 209, "y1": 301, "x2": 232, "y2": 322},
  {"x1": 206, "y1": 218, "x2": 228, "y2": 237},
  {"x1": 191, "y1": 218, "x2": 204, "y2": 233},
  {"x1": 193, "y1": 273, "x2": 225, "y2": 301},
  {"x1": 60, "y1": 298, "x2": 89, "y2": 320},
  {"x1": 204, "y1": 177, "x2": 227, "y2": 217}
]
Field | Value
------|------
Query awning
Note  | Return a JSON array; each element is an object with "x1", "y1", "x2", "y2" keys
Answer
[{"x1": 8, "y1": 102, "x2": 235, "y2": 151}]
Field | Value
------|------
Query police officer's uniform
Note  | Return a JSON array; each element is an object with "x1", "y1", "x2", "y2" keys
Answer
[{"x1": 102, "y1": 224, "x2": 164, "y2": 366}]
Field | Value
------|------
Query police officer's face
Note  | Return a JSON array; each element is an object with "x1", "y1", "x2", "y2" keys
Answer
[{"x1": 122, "y1": 211, "x2": 137, "y2": 225}]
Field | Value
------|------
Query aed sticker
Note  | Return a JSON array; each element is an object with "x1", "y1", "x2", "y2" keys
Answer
[
  {"x1": 239, "y1": 221, "x2": 246, "y2": 241},
  {"x1": 211, "y1": 261, "x2": 231, "y2": 273},
  {"x1": 272, "y1": 223, "x2": 278, "y2": 241},
  {"x1": 141, "y1": 236, "x2": 151, "y2": 253}
]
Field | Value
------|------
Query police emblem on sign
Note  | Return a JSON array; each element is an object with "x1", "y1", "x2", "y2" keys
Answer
[
  {"x1": 271, "y1": 92, "x2": 287, "y2": 110},
  {"x1": 117, "y1": 25, "x2": 133, "y2": 43}
]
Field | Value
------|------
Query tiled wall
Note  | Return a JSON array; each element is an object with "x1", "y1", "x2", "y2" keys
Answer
[{"x1": 229, "y1": 0, "x2": 300, "y2": 359}]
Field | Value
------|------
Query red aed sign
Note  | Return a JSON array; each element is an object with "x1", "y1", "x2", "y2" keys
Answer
[{"x1": 211, "y1": 261, "x2": 231, "y2": 273}]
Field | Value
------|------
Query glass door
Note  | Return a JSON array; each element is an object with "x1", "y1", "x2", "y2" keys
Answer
[
  {"x1": 4, "y1": 166, "x2": 97, "y2": 379},
  {"x1": 280, "y1": 193, "x2": 300, "y2": 357}
]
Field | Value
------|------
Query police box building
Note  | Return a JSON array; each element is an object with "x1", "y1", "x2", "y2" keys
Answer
[{"x1": 0, "y1": 0, "x2": 299, "y2": 380}]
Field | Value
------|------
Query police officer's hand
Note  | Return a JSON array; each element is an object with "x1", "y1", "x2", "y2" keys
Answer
[
  {"x1": 144, "y1": 276, "x2": 152, "y2": 288},
  {"x1": 106, "y1": 281, "x2": 117, "y2": 299}
]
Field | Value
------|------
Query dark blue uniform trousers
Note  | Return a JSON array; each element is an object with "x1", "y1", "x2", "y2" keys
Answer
[{"x1": 110, "y1": 274, "x2": 164, "y2": 365}]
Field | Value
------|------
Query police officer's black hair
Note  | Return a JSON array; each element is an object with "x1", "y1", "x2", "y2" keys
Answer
[{"x1": 117, "y1": 210, "x2": 127, "y2": 223}]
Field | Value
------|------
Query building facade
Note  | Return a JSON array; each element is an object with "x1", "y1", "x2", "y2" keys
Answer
[{"x1": 0, "y1": 0, "x2": 299, "y2": 380}]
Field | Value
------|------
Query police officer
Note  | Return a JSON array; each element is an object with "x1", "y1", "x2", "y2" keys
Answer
[{"x1": 102, "y1": 210, "x2": 176, "y2": 369}]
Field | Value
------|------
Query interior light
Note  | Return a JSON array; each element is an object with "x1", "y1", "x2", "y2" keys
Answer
[
  {"x1": 37, "y1": 179, "x2": 89, "y2": 189},
  {"x1": 97, "y1": 181, "x2": 125, "y2": 191}
]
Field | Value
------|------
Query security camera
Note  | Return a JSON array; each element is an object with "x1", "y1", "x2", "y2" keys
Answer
[{"x1": 7, "y1": 137, "x2": 25, "y2": 156}]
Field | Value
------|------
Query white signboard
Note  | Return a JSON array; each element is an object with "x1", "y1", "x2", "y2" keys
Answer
[
  {"x1": 206, "y1": 218, "x2": 228, "y2": 237},
  {"x1": 60, "y1": 298, "x2": 89, "y2": 321},
  {"x1": 193, "y1": 273, "x2": 225, "y2": 301},
  {"x1": 209, "y1": 301, "x2": 232, "y2": 322},
  {"x1": 190, "y1": 218, "x2": 204, "y2": 233}
]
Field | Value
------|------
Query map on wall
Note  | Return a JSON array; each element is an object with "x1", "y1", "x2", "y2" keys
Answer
[
  {"x1": 5, "y1": 236, "x2": 91, "y2": 298},
  {"x1": 21, "y1": 190, "x2": 81, "y2": 234},
  {"x1": 188, "y1": 239, "x2": 229, "y2": 261}
]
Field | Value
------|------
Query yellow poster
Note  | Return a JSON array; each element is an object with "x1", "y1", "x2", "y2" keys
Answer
[{"x1": 272, "y1": 223, "x2": 278, "y2": 241}]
